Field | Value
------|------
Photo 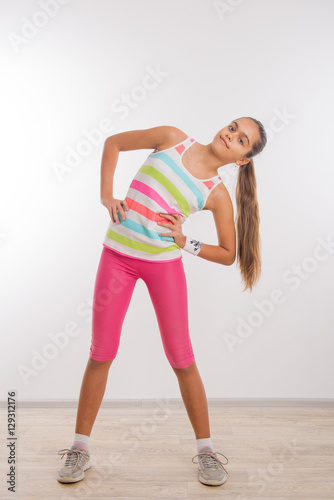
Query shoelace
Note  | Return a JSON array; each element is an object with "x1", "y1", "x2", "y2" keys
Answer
[
  {"x1": 192, "y1": 451, "x2": 229, "y2": 475},
  {"x1": 58, "y1": 448, "x2": 90, "y2": 470}
]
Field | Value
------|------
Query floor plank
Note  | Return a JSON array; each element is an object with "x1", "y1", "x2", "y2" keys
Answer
[{"x1": 1, "y1": 407, "x2": 333, "y2": 499}]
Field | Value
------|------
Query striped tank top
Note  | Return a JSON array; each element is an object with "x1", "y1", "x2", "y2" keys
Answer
[{"x1": 102, "y1": 136, "x2": 223, "y2": 262}]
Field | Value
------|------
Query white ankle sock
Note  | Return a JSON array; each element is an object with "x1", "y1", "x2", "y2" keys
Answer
[
  {"x1": 73, "y1": 433, "x2": 90, "y2": 452},
  {"x1": 196, "y1": 437, "x2": 214, "y2": 454}
]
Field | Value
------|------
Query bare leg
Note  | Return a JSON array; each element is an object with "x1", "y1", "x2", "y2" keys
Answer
[
  {"x1": 172, "y1": 361, "x2": 210, "y2": 439},
  {"x1": 75, "y1": 357, "x2": 114, "y2": 436}
]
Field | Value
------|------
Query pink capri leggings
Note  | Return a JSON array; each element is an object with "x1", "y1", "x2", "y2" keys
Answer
[{"x1": 89, "y1": 246, "x2": 195, "y2": 369}]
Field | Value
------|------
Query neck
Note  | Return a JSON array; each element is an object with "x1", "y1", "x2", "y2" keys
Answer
[{"x1": 195, "y1": 142, "x2": 231, "y2": 173}]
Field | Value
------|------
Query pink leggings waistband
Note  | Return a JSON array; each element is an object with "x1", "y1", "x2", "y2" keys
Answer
[{"x1": 89, "y1": 246, "x2": 195, "y2": 369}]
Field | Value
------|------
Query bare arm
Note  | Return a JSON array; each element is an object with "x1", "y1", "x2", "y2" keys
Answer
[
  {"x1": 194, "y1": 185, "x2": 236, "y2": 266},
  {"x1": 100, "y1": 140, "x2": 119, "y2": 199},
  {"x1": 100, "y1": 126, "x2": 187, "y2": 200}
]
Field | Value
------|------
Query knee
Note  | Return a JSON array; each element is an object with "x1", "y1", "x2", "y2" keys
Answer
[
  {"x1": 88, "y1": 357, "x2": 114, "y2": 369},
  {"x1": 171, "y1": 360, "x2": 196, "y2": 376}
]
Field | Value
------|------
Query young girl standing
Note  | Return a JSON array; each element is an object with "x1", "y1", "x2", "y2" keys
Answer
[{"x1": 57, "y1": 117, "x2": 267, "y2": 486}]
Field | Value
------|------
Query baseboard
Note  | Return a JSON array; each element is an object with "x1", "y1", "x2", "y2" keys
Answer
[{"x1": 0, "y1": 398, "x2": 333, "y2": 408}]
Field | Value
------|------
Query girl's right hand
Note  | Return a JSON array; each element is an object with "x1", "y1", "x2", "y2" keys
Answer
[{"x1": 101, "y1": 195, "x2": 129, "y2": 224}]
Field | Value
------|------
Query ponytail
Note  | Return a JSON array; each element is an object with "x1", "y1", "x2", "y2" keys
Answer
[
  {"x1": 235, "y1": 158, "x2": 261, "y2": 292},
  {"x1": 233, "y1": 116, "x2": 267, "y2": 292}
]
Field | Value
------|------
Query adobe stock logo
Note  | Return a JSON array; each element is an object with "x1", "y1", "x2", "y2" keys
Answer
[
  {"x1": 222, "y1": 235, "x2": 334, "y2": 353},
  {"x1": 52, "y1": 64, "x2": 169, "y2": 183},
  {"x1": 17, "y1": 259, "x2": 136, "y2": 386},
  {"x1": 8, "y1": 0, "x2": 71, "y2": 53},
  {"x1": 213, "y1": 0, "x2": 245, "y2": 22}
]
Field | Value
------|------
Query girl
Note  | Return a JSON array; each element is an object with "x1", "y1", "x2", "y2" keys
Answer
[{"x1": 57, "y1": 118, "x2": 267, "y2": 486}]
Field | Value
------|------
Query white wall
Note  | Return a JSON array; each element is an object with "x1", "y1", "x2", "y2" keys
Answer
[{"x1": 1, "y1": 0, "x2": 333, "y2": 402}]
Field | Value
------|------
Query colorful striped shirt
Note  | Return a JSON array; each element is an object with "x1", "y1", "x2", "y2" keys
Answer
[{"x1": 103, "y1": 136, "x2": 223, "y2": 262}]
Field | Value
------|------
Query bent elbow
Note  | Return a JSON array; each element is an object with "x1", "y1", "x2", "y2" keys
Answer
[
  {"x1": 218, "y1": 246, "x2": 236, "y2": 266},
  {"x1": 228, "y1": 252, "x2": 236, "y2": 266}
]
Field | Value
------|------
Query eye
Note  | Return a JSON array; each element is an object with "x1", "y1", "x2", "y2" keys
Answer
[{"x1": 229, "y1": 125, "x2": 244, "y2": 145}]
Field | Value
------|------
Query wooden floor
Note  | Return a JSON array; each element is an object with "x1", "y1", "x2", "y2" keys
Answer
[{"x1": 1, "y1": 405, "x2": 334, "y2": 499}]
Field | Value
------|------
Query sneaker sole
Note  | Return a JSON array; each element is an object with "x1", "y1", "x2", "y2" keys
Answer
[
  {"x1": 57, "y1": 459, "x2": 92, "y2": 483},
  {"x1": 198, "y1": 472, "x2": 227, "y2": 486}
]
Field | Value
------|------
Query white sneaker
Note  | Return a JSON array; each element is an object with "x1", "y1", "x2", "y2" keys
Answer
[
  {"x1": 192, "y1": 446, "x2": 229, "y2": 486},
  {"x1": 57, "y1": 445, "x2": 92, "y2": 483}
]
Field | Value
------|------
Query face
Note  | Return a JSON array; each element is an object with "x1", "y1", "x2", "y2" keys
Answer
[{"x1": 213, "y1": 118, "x2": 260, "y2": 166}]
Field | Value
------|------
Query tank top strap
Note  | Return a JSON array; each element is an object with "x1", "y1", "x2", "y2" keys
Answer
[
  {"x1": 176, "y1": 136, "x2": 224, "y2": 184},
  {"x1": 202, "y1": 174, "x2": 223, "y2": 192},
  {"x1": 185, "y1": 136, "x2": 196, "y2": 152},
  {"x1": 174, "y1": 136, "x2": 195, "y2": 156}
]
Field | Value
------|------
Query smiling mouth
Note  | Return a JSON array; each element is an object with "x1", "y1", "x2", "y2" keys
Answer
[{"x1": 220, "y1": 136, "x2": 228, "y2": 148}]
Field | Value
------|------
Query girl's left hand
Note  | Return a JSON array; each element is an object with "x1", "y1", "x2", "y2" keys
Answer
[{"x1": 157, "y1": 213, "x2": 186, "y2": 248}]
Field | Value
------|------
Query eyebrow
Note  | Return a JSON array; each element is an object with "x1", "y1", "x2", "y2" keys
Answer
[{"x1": 232, "y1": 120, "x2": 250, "y2": 145}]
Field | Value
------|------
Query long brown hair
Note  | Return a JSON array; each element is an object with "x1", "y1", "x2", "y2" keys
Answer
[{"x1": 235, "y1": 117, "x2": 267, "y2": 292}]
